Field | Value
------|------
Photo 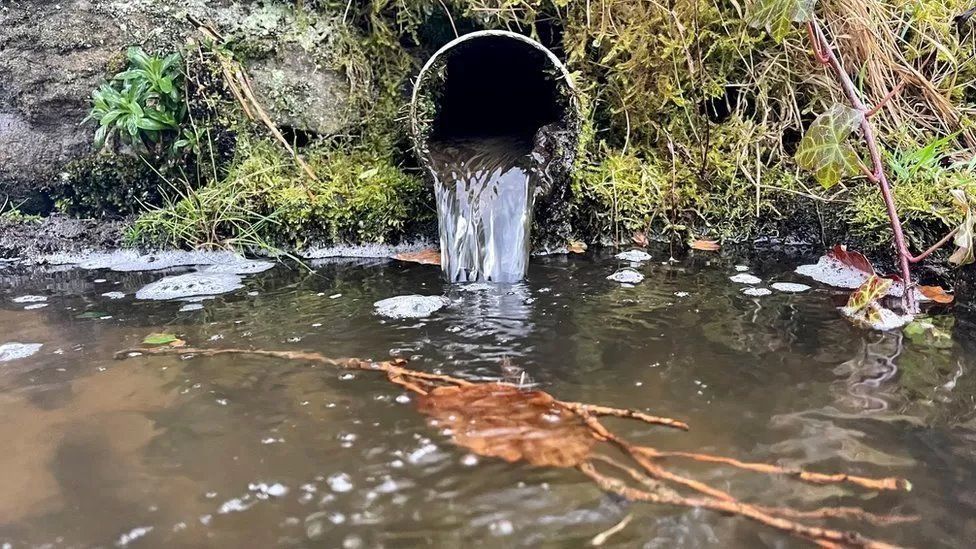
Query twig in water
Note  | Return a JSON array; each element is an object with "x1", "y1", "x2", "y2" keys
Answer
[{"x1": 116, "y1": 344, "x2": 916, "y2": 547}]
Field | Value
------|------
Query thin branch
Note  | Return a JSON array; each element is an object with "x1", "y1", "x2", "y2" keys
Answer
[
  {"x1": 909, "y1": 227, "x2": 959, "y2": 263},
  {"x1": 866, "y1": 81, "x2": 907, "y2": 118}
]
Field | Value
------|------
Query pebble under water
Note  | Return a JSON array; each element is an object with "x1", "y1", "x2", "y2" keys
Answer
[{"x1": 0, "y1": 249, "x2": 975, "y2": 547}]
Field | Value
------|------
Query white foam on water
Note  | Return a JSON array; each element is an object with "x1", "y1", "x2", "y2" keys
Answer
[
  {"x1": 742, "y1": 287, "x2": 773, "y2": 297},
  {"x1": 730, "y1": 273, "x2": 762, "y2": 284},
  {"x1": 136, "y1": 273, "x2": 243, "y2": 301},
  {"x1": 616, "y1": 250, "x2": 652, "y2": 262},
  {"x1": 101, "y1": 292, "x2": 126, "y2": 300},
  {"x1": 303, "y1": 241, "x2": 432, "y2": 259},
  {"x1": 179, "y1": 303, "x2": 205, "y2": 312},
  {"x1": 116, "y1": 526, "x2": 153, "y2": 547},
  {"x1": 23, "y1": 303, "x2": 48, "y2": 310},
  {"x1": 771, "y1": 282, "x2": 811, "y2": 293},
  {"x1": 44, "y1": 250, "x2": 276, "y2": 275},
  {"x1": 12, "y1": 295, "x2": 46, "y2": 303},
  {"x1": 841, "y1": 306, "x2": 914, "y2": 331},
  {"x1": 374, "y1": 295, "x2": 450, "y2": 319},
  {"x1": 796, "y1": 256, "x2": 905, "y2": 297},
  {"x1": 0, "y1": 342, "x2": 42, "y2": 362},
  {"x1": 607, "y1": 268, "x2": 645, "y2": 284}
]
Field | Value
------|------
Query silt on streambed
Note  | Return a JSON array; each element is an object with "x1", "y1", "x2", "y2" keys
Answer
[{"x1": 0, "y1": 246, "x2": 974, "y2": 547}]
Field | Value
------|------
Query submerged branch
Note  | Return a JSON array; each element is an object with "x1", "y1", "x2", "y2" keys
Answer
[{"x1": 116, "y1": 345, "x2": 915, "y2": 547}]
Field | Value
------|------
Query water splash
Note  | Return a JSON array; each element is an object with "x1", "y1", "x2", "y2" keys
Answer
[{"x1": 428, "y1": 138, "x2": 536, "y2": 283}]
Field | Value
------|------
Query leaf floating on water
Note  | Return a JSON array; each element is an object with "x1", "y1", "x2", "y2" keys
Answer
[
  {"x1": 918, "y1": 285, "x2": 954, "y2": 304},
  {"x1": 828, "y1": 244, "x2": 875, "y2": 275},
  {"x1": 568, "y1": 241, "x2": 588, "y2": 254},
  {"x1": 143, "y1": 333, "x2": 179, "y2": 346},
  {"x1": 845, "y1": 275, "x2": 892, "y2": 313},
  {"x1": 841, "y1": 275, "x2": 912, "y2": 330},
  {"x1": 392, "y1": 248, "x2": 441, "y2": 266},
  {"x1": 690, "y1": 239, "x2": 720, "y2": 251},
  {"x1": 416, "y1": 383, "x2": 596, "y2": 468}
]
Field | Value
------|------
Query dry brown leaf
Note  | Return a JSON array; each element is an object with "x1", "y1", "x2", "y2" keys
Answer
[
  {"x1": 632, "y1": 232, "x2": 649, "y2": 248},
  {"x1": 392, "y1": 248, "x2": 441, "y2": 266},
  {"x1": 919, "y1": 285, "x2": 954, "y2": 304},
  {"x1": 416, "y1": 383, "x2": 595, "y2": 467},
  {"x1": 568, "y1": 241, "x2": 588, "y2": 254},
  {"x1": 690, "y1": 239, "x2": 720, "y2": 251}
]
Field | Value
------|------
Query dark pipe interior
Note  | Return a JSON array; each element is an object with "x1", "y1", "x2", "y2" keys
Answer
[{"x1": 430, "y1": 37, "x2": 563, "y2": 142}]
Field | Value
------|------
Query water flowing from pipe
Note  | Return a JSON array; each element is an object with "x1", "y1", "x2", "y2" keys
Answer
[{"x1": 427, "y1": 137, "x2": 536, "y2": 283}]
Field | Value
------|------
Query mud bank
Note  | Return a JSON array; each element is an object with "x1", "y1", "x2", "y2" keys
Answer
[{"x1": 0, "y1": 215, "x2": 128, "y2": 259}]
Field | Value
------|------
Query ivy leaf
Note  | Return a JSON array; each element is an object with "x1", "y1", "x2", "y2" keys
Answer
[
  {"x1": 748, "y1": 0, "x2": 817, "y2": 42},
  {"x1": 949, "y1": 189, "x2": 975, "y2": 266},
  {"x1": 845, "y1": 274, "x2": 892, "y2": 314},
  {"x1": 795, "y1": 104, "x2": 864, "y2": 189}
]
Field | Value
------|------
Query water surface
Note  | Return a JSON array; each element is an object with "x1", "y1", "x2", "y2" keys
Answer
[{"x1": 0, "y1": 251, "x2": 974, "y2": 547}]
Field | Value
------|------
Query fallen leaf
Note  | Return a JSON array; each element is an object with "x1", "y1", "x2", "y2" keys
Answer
[
  {"x1": 690, "y1": 239, "x2": 720, "y2": 251},
  {"x1": 632, "y1": 232, "x2": 649, "y2": 248},
  {"x1": 568, "y1": 241, "x2": 588, "y2": 254},
  {"x1": 845, "y1": 275, "x2": 892, "y2": 313},
  {"x1": 828, "y1": 244, "x2": 875, "y2": 275},
  {"x1": 416, "y1": 383, "x2": 595, "y2": 468},
  {"x1": 392, "y1": 248, "x2": 441, "y2": 266},
  {"x1": 918, "y1": 285, "x2": 954, "y2": 304},
  {"x1": 143, "y1": 333, "x2": 179, "y2": 346}
]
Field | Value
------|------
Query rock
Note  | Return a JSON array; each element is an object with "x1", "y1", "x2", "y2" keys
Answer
[
  {"x1": 374, "y1": 295, "x2": 450, "y2": 319},
  {"x1": 246, "y1": 45, "x2": 353, "y2": 136}
]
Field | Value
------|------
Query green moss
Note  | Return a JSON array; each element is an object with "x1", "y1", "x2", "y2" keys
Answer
[
  {"x1": 53, "y1": 154, "x2": 165, "y2": 218},
  {"x1": 131, "y1": 136, "x2": 434, "y2": 249}
]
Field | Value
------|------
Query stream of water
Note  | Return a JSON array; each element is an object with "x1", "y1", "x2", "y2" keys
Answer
[
  {"x1": 427, "y1": 137, "x2": 536, "y2": 283},
  {"x1": 1, "y1": 250, "x2": 975, "y2": 547}
]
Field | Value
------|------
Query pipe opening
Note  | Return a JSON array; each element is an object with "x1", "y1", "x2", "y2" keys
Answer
[
  {"x1": 430, "y1": 37, "x2": 563, "y2": 141},
  {"x1": 409, "y1": 31, "x2": 579, "y2": 283},
  {"x1": 411, "y1": 30, "x2": 578, "y2": 154}
]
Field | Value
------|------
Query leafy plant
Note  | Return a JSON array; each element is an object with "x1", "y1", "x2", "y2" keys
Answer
[
  {"x1": 749, "y1": 0, "x2": 970, "y2": 312},
  {"x1": 86, "y1": 47, "x2": 186, "y2": 155}
]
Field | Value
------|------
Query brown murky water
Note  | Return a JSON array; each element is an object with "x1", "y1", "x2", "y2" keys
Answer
[{"x1": 1, "y1": 251, "x2": 974, "y2": 547}]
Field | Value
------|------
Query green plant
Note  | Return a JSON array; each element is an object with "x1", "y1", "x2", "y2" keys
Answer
[
  {"x1": 86, "y1": 47, "x2": 187, "y2": 156},
  {"x1": 749, "y1": 0, "x2": 971, "y2": 312},
  {"x1": 0, "y1": 197, "x2": 41, "y2": 223}
]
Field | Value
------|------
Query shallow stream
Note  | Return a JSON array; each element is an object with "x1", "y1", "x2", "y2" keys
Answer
[{"x1": 0, "y1": 249, "x2": 974, "y2": 547}]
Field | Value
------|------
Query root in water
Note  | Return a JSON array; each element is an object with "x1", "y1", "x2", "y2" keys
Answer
[{"x1": 116, "y1": 345, "x2": 916, "y2": 548}]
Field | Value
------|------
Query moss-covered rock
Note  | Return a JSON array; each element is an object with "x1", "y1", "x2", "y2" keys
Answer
[{"x1": 53, "y1": 154, "x2": 165, "y2": 219}]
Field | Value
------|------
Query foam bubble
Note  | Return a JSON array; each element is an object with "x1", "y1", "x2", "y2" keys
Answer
[
  {"x1": 0, "y1": 342, "x2": 42, "y2": 362},
  {"x1": 374, "y1": 295, "x2": 450, "y2": 319},
  {"x1": 607, "y1": 268, "x2": 645, "y2": 284},
  {"x1": 136, "y1": 273, "x2": 243, "y2": 301},
  {"x1": 615, "y1": 250, "x2": 652, "y2": 262}
]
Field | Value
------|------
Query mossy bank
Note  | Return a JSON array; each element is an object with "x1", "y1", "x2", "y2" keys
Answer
[{"x1": 1, "y1": 0, "x2": 974, "y2": 265}]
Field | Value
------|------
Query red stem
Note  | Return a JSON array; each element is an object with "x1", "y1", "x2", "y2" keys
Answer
[
  {"x1": 807, "y1": 20, "x2": 917, "y2": 313},
  {"x1": 909, "y1": 228, "x2": 959, "y2": 263}
]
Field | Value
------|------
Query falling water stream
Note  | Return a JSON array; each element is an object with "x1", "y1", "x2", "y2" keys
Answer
[{"x1": 427, "y1": 137, "x2": 537, "y2": 283}]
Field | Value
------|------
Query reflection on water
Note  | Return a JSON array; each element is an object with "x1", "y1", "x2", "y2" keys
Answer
[{"x1": 1, "y1": 251, "x2": 976, "y2": 547}]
